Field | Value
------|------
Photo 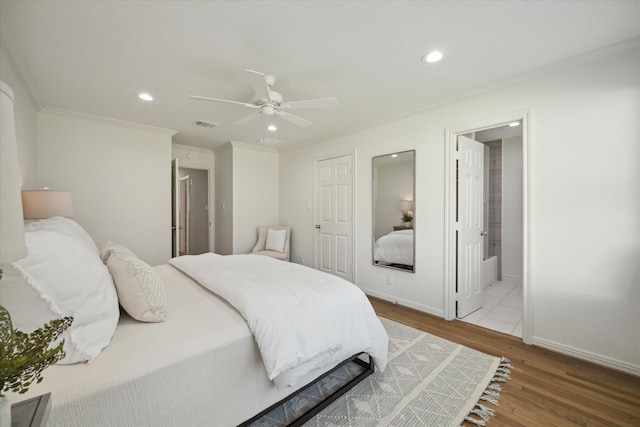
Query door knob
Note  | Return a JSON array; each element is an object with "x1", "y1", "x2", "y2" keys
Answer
[
  {"x1": 315, "y1": 224, "x2": 321, "y2": 229},
  {"x1": 481, "y1": 231, "x2": 488, "y2": 237}
]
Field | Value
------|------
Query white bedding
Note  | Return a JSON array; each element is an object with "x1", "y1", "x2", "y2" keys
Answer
[
  {"x1": 8, "y1": 259, "x2": 389, "y2": 426},
  {"x1": 169, "y1": 253, "x2": 388, "y2": 388},
  {"x1": 8, "y1": 265, "x2": 317, "y2": 426},
  {"x1": 374, "y1": 229, "x2": 414, "y2": 266}
]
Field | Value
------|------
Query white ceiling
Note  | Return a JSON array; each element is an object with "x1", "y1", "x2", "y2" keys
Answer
[{"x1": 1, "y1": 1, "x2": 639, "y2": 150}]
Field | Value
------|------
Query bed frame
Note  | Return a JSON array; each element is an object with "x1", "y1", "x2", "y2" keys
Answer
[{"x1": 239, "y1": 353, "x2": 374, "y2": 426}]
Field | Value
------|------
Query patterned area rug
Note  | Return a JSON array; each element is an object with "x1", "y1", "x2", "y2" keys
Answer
[{"x1": 250, "y1": 317, "x2": 511, "y2": 427}]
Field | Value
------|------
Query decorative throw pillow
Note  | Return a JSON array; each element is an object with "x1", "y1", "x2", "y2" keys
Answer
[
  {"x1": 101, "y1": 242, "x2": 166, "y2": 323},
  {"x1": 10, "y1": 218, "x2": 119, "y2": 364},
  {"x1": 265, "y1": 228, "x2": 287, "y2": 253}
]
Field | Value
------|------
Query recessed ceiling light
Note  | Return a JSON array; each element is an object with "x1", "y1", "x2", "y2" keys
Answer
[
  {"x1": 267, "y1": 124, "x2": 277, "y2": 132},
  {"x1": 509, "y1": 121, "x2": 520, "y2": 127},
  {"x1": 138, "y1": 92, "x2": 153, "y2": 101},
  {"x1": 422, "y1": 50, "x2": 444, "y2": 64},
  {"x1": 391, "y1": 154, "x2": 398, "y2": 158}
]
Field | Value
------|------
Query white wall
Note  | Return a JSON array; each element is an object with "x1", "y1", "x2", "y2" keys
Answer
[
  {"x1": 172, "y1": 143, "x2": 215, "y2": 252},
  {"x1": 502, "y1": 136, "x2": 523, "y2": 279},
  {"x1": 233, "y1": 143, "x2": 279, "y2": 253},
  {"x1": 281, "y1": 46, "x2": 640, "y2": 373},
  {"x1": 213, "y1": 142, "x2": 279, "y2": 254},
  {"x1": 0, "y1": 45, "x2": 38, "y2": 188},
  {"x1": 37, "y1": 109, "x2": 174, "y2": 265}
]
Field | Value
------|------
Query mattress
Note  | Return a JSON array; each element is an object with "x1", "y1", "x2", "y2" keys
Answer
[
  {"x1": 8, "y1": 264, "x2": 309, "y2": 426},
  {"x1": 374, "y1": 229, "x2": 414, "y2": 266}
]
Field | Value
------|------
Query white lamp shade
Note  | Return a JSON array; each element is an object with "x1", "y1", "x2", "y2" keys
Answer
[
  {"x1": 399, "y1": 199, "x2": 413, "y2": 211},
  {"x1": 22, "y1": 190, "x2": 75, "y2": 220},
  {"x1": 0, "y1": 80, "x2": 27, "y2": 264}
]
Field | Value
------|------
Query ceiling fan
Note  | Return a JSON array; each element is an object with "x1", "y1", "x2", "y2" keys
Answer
[{"x1": 190, "y1": 70, "x2": 337, "y2": 128}]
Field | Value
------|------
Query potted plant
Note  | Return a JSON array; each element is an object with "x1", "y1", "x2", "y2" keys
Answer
[
  {"x1": 402, "y1": 212, "x2": 413, "y2": 227},
  {"x1": 0, "y1": 304, "x2": 73, "y2": 424}
]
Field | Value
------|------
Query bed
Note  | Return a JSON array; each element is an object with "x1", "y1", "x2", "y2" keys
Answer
[
  {"x1": 373, "y1": 229, "x2": 414, "y2": 267},
  {"x1": 3, "y1": 218, "x2": 388, "y2": 426}
]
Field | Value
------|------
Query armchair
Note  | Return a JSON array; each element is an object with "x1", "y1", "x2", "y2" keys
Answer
[{"x1": 251, "y1": 225, "x2": 290, "y2": 261}]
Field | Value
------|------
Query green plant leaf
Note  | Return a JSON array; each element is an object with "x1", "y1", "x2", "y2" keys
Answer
[{"x1": 0, "y1": 305, "x2": 73, "y2": 396}]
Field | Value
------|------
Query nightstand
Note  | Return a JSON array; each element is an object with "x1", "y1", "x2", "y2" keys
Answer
[
  {"x1": 393, "y1": 225, "x2": 413, "y2": 231},
  {"x1": 11, "y1": 393, "x2": 50, "y2": 427}
]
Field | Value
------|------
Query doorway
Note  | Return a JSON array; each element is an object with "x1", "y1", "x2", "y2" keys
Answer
[
  {"x1": 444, "y1": 112, "x2": 530, "y2": 344},
  {"x1": 179, "y1": 176, "x2": 190, "y2": 255},
  {"x1": 178, "y1": 167, "x2": 210, "y2": 255}
]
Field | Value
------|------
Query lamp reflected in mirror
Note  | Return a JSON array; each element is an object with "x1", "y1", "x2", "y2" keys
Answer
[{"x1": 372, "y1": 150, "x2": 415, "y2": 272}]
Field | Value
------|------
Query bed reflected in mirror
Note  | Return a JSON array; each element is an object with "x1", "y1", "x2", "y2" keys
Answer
[{"x1": 372, "y1": 150, "x2": 415, "y2": 272}]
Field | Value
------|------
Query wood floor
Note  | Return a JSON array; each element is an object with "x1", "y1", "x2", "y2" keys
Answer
[{"x1": 369, "y1": 297, "x2": 640, "y2": 427}]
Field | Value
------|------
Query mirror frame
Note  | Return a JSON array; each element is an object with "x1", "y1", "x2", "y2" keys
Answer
[{"x1": 371, "y1": 150, "x2": 416, "y2": 272}]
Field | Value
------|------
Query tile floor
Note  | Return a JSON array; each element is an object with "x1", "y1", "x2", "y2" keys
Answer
[{"x1": 458, "y1": 278, "x2": 523, "y2": 337}]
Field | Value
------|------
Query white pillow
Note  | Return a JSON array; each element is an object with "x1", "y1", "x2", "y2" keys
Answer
[
  {"x1": 265, "y1": 228, "x2": 287, "y2": 253},
  {"x1": 10, "y1": 218, "x2": 119, "y2": 364},
  {"x1": 101, "y1": 242, "x2": 166, "y2": 323},
  {"x1": 25, "y1": 216, "x2": 99, "y2": 254}
]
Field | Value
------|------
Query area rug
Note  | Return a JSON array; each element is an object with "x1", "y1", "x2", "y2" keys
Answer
[{"x1": 250, "y1": 317, "x2": 511, "y2": 427}]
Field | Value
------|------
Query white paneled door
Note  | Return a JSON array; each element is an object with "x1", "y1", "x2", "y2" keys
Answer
[
  {"x1": 314, "y1": 154, "x2": 354, "y2": 282},
  {"x1": 457, "y1": 135, "x2": 484, "y2": 318}
]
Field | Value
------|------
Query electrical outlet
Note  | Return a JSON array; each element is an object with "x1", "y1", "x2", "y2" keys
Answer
[{"x1": 386, "y1": 274, "x2": 393, "y2": 285}]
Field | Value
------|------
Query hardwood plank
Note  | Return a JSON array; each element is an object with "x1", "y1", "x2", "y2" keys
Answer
[{"x1": 369, "y1": 297, "x2": 640, "y2": 427}]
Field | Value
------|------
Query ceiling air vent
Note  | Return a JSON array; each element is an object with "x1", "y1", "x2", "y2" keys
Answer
[{"x1": 194, "y1": 120, "x2": 218, "y2": 128}]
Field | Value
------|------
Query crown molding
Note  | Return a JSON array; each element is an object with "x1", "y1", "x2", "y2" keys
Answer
[
  {"x1": 41, "y1": 107, "x2": 177, "y2": 135},
  {"x1": 0, "y1": 34, "x2": 43, "y2": 110},
  {"x1": 172, "y1": 143, "x2": 214, "y2": 155},
  {"x1": 214, "y1": 140, "x2": 277, "y2": 154}
]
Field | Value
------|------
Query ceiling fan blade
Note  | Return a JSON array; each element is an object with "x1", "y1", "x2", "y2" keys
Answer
[
  {"x1": 235, "y1": 110, "x2": 261, "y2": 125},
  {"x1": 276, "y1": 110, "x2": 312, "y2": 128},
  {"x1": 280, "y1": 97, "x2": 338, "y2": 110},
  {"x1": 189, "y1": 95, "x2": 258, "y2": 108},
  {"x1": 245, "y1": 70, "x2": 271, "y2": 102}
]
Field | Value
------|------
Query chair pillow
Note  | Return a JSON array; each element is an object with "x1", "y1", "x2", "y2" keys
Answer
[
  {"x1": 10, "y1": 218, "x2": 119, "y2": 364},
  {"x1": 101, "y1": 242, "x2": 166, "y2": 323},
  {"x1": 265, "y1": 228, "x2": 287, "y2": 253}
]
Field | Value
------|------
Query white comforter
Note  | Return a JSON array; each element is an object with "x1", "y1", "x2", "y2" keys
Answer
[
  {"x1": 169, "y1": 253, "x2": 388, "y2": 387},
  {"x1": 374, "y1": 229, "x2": 414, "y2": 266}
]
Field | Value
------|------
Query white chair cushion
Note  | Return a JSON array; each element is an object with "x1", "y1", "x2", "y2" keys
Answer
[{"x1": 265, "y1": 228, "x2": 287, "y2": 253}]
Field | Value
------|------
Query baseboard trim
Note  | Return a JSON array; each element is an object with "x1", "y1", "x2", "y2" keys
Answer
[
  {"x1": 532, "y1": 336, "x2": 640, "y2": 377},
  {"x1": 501, "y1": 274, "x2": 523, "y2": 282},
  {"x1": 361, "y1": 287, "x2": 444, "y2": 318}
]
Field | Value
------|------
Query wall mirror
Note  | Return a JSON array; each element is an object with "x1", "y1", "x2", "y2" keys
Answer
[{"x1": 372, "y1": 150, "x2": 415, "y2": 272}]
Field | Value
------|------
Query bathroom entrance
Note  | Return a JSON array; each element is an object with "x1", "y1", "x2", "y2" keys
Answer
[{"x1": 444, "y1": 112, "x2": 529, "y2": 342}]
